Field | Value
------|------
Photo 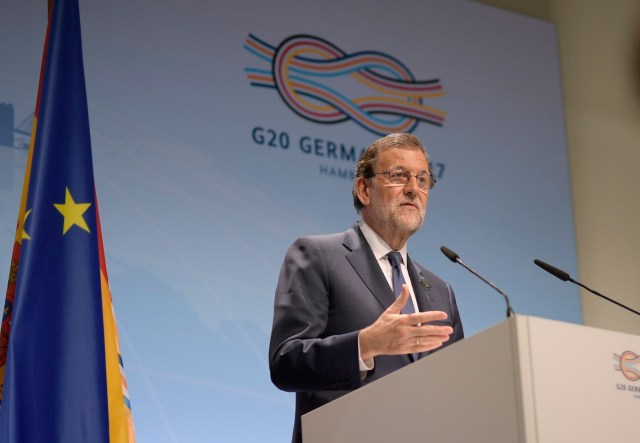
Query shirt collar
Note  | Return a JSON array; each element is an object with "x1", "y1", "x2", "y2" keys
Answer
[{"x1": 358, "y1": 219, "x2": 408, "y2": 265}]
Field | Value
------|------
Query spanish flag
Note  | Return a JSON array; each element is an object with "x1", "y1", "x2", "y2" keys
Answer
[{"x1": 0, "y1": 0, "x2": 135, "y2": 441}]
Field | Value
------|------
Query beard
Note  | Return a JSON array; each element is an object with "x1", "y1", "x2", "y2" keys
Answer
[{"x1": 367, "y1": 190, "x2": 426, "y2": 238}]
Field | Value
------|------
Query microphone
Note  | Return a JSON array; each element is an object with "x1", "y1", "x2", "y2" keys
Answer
[
  {"x1": 441, "y1": 246, "x2": 515, "y2": 317},
  {"x1": 532, "y1": 259, "x2": 570, "y2": 281},
  {"x1": 533, "y1": 259, "x2": 640, "y2": 316}
]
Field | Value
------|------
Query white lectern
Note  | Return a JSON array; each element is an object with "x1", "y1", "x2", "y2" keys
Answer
[{"x1": 302, "y1": 316, "x2": 640, "y2": 442}]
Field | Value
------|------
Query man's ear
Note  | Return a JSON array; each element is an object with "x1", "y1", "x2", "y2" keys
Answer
[{"x1": 354, "y1": 177, "x2": 371, "y2": 207}]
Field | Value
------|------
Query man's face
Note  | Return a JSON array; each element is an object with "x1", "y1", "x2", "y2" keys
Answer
[{"x1": 359, "y1": 147, "x2": 430, "y2": 242}]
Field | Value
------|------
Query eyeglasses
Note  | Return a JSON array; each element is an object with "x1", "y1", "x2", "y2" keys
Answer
[{"x1": 373, "y1": 168, "x2": 436, "y2": 190}]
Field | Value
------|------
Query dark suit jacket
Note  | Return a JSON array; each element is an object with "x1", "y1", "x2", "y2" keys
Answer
[{"x1": 269, "y1": 224, "x2": 464, "y2": 443}]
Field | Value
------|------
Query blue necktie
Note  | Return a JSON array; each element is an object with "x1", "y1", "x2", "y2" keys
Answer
[{"x1": 387, "y1": 252, "x2": 415, "y2": 315}]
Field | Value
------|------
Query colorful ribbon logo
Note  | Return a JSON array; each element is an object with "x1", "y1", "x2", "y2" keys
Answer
[
  {"x1": 244, "y1": 34, "x2": 446, "y2": 136},
  {"x1": 614, "y1": 351, "x2": 640, "y2": 381}
]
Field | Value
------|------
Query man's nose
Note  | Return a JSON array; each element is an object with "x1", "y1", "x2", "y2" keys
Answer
[{"x1": 403, "y1": 175, "x2": 420, "y2": 194}]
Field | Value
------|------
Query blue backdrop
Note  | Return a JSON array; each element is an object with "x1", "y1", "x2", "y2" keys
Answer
[{"x1": 0, "y1": 1, "x2": 579, "y2": 441}]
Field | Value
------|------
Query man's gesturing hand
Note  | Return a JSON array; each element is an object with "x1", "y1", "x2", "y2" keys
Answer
[{"x1": 359, "y1": 284, "x2": 453, "y2": 361}]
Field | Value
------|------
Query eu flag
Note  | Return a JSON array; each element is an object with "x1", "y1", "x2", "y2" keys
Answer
[{"x1": 0, "y1": 0, "x2": 135, "y2": 441}]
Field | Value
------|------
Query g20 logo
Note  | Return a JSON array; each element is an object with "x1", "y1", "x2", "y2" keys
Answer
[
  {"x1": 244, "y1": 34, "x2": 446, "y2": 136},
  {"x1": 614, "y1": 351, "x2": 640, "y2": 381}
]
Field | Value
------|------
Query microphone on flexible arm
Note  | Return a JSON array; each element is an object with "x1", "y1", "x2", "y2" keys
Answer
[
  {"x1": 533, "y1": 259, "x2": 640, "y2": 316},
  {"x1": 440, "y1": 246, "x2": 515, "y2": 318}
]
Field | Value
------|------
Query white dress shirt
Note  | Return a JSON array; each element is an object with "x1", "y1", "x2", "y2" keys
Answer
[{"x1": 357, "y1": 220, "x2": 419, "y2": 372}]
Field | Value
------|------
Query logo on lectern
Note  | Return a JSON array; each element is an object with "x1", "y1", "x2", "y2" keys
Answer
[{"x1": 614, "y1": 351, "x2": 640, "y2": 382}]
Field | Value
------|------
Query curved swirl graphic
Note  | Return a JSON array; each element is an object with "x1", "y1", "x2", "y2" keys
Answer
[
  {"x1": 614, "y1": 351, "x2": 640, "y2": 381},
  {"x1": 244, "y1": 34, "x2": 445, "y2": 136}
]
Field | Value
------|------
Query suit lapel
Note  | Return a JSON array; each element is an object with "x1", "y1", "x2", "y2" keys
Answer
[
  {"x1": 407, "y1": 256, "x2": 437, "y2": 360},
  {"x1": 407, "y1": 256, "x2": 433, "y2": 313},
  {"x1": 344, "y1": 226, "x2": 428, "y2": 363},
  {"x1": 343, "y1": 225, "x2": 396, "y2": 310}
]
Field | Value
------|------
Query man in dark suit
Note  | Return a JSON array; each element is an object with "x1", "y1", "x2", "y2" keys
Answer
[{"x1": 269, "y1": 133, "x2": 464, "y2": 443}]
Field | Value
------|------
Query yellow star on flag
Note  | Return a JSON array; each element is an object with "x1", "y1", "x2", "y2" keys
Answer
[
  {"x1": 17, "y1": 209, "x2": 32, "y2": 243},
  {"x1": 53, "y1": 187, "x2": 92, "y2": 234}
]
